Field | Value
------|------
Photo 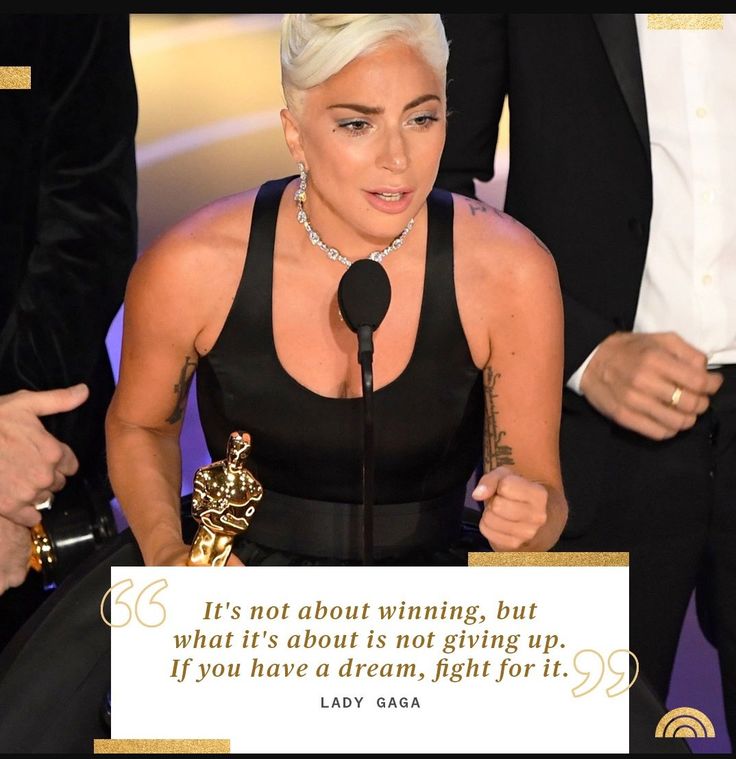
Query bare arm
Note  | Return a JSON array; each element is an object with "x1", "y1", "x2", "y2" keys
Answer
[
  {"x1": 105, "y1": 237, "x2": 202, "y2": 566},
  {"x1": 458, "y1": 199, "x2": 567, "y2": 550},
  {"x1": 107, "y1": 192, "x2": 254, "y2": 566}
]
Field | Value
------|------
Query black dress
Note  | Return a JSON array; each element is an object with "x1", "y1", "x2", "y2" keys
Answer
[{"x1": 196, "y1": 176, "x2": 486, "y2": 565}]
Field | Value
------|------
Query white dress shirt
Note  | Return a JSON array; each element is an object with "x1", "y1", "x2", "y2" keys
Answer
[{"x1": 569, "y1": 14, "x2": 736, "y2": 392}]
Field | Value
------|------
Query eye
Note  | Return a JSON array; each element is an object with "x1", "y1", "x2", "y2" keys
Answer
[
  {"x1": 337, "y1": 119, "x2": 372, "y2": 135},
  {"x1": 409, "y1": 113, "x2": 440, "y2": 129}
]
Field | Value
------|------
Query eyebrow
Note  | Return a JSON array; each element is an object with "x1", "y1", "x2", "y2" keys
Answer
[{"x1": 327, "y1": 94, "x2": 441, "y2": 115}]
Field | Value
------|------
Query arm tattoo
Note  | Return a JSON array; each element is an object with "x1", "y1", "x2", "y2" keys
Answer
[
  {"x1": 483, "y1": 366, "x2": 515, "y2": 472},
  {"x1": 464, "y1": 196, "x2": 505, "y2": 219},
  {"x1": 166, "y1": 355, "x2": 197, "y2": 424},
  {"x1": 463, "y1": 197, "x2": 551, "y2": 257}
]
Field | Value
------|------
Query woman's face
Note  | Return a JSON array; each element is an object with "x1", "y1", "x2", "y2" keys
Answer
[{"x1": 282, "y1": 38, "x2": 446, "y2": 249}]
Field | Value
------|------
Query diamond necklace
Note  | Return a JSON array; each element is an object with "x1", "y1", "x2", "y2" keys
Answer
[{"x1": 294, "y1": 183, "x2": 414, "y2": 269}]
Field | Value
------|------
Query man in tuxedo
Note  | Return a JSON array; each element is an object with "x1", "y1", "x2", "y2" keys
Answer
[
  {"x1": 0, "y1": 15, "x2": 137, "y2": 643},
  {"x1": 436, "y1": 13, "x2": 735, "y2": 745}
]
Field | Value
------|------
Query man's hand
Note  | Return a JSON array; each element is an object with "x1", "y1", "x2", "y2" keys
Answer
[
  {"x1": 581, "y1": 332, "x2": 723, "y2": 440},
  {"x1": 0, "y1": 515, "x2": 31, "y2": 596},
  {"x1": 0, "y1": 384, "x2": 88, "y2": 527}
]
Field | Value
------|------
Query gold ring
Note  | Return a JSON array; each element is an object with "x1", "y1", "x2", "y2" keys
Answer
[
  {"x1": 670, "y1": 386, "x2": 683, "y2": 407},
  {"x1": 34, "y1": 494, "x2": 54, "y2": 511}
]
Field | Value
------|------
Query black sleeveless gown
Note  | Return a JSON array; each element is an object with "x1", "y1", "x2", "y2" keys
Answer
[{"x1": 196, "y1": 176, "x2": 485, "y2": 565}]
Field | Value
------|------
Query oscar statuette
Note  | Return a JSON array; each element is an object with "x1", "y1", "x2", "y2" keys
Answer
[{"x1": 187, "y1": 431, "x2": 263, "y2": 566}]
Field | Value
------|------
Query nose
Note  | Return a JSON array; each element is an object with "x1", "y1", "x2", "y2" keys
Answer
[{"x1": 378, "y1": 128, "x2": 409, "y2": 173}]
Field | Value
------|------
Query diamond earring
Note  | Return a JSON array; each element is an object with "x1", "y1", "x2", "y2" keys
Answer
[{"x1": 295, "y1": 162, "x2": 307, "y2": 203}]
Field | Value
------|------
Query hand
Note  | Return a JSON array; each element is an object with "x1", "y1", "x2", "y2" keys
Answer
[
  {"x1": 0, "y1": 515, "x2": 32, "y2": 596},
  {"x1": 473, "y1": 466, "x2": 550, "y2": 551},
  {"x1": 151, "y1": 543, "x2": 191, "y2": 567},
  {"x1": 151, "y1": 543, "x2": 245, "y2": 567},
  {"x1": 580, "y1": 332, "x2": 723, "y2": 440},
  {"x1": 0, "y1": 384, "x2": 88, "y2": 527}
]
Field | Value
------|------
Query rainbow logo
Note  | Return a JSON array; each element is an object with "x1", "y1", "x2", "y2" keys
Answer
[{"x1": 655, "y1": 707, "x2": 715, "y2": 739}]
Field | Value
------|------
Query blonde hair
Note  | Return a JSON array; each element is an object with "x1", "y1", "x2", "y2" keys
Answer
[{"x1": 280, "y1": 14, "x2": 448, "y2": 112}]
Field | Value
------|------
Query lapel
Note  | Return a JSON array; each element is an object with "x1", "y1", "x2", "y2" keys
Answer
[{"x1": 592, "y1": 14, "x2": 650, "y2": 163}]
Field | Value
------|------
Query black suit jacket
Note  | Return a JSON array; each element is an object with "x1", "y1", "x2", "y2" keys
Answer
[
  {"x1": 0, "y1": 15, "x2": 137, "y2": 480},
  {"x1": 436, "y1": 14, "x2": 652, "y2": 384}
]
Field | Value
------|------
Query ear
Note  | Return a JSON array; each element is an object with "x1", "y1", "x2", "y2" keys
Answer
[{"x1": 280, "y1": 108, "x2": 306, "y2": 167}]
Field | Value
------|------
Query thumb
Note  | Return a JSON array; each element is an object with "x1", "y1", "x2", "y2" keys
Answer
[
  {"x1": 24, "y1": 384, "x2": 89, "y2": 417},
  {"x1": 472, "y1": 467, "x2": 508, "y2": 502}
]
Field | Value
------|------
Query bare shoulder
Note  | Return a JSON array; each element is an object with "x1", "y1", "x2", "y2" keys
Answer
[
  {"x1": 132, "y1": 188, "x2": 258, "y2": 290},
  {"x1": 120, "y1": 187, "x2": 264, "y2": 356},
  {"x1": 451, "y1": 193, "x2": 561, "y2": 366},
  {"x1": 125, "y1": 188, "x2": 259, "y2": 336},
  {"x1": 452, "y1": 192, "x2": 559, "y2": 299}
]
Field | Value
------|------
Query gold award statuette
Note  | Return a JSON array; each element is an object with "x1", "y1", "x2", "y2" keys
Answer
[{"x1": 187, "y1": 431, "x2": 263, "y2": 566}]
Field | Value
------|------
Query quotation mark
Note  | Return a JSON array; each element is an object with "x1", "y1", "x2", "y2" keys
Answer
[
  {"x1": 100, "y1": 577, "x2": 169, "y2": 628},
  {"x1": 571, "y1": 649, "x2": 639, "y2": 698}
]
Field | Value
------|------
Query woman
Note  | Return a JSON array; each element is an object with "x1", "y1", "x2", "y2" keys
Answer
[{"x1": 106, "y1": 13, "x2": 567, "y2": 567}]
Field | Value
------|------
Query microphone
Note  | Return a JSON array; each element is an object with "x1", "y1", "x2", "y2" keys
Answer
[
  {"x1": 337, "y1": 259, "x2": 391, "y2": 364},
  {"x1": 337, "y1": 259, "x2": 391, "y2": 565}
]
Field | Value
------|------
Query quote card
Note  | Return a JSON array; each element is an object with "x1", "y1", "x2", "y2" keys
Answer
[{"x1": 106, "y1": 554, "x2": 630, "y2": 754}]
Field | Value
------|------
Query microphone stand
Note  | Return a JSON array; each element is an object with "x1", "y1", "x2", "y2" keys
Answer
[
  {"x1": 337, "y1": 258, "x2": 391, "y2": 567},
  {"x1": 357, "y1": 325, "x2": 375, "y2": 566}
]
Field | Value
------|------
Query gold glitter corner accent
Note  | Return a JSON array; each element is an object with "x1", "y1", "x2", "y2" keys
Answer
[
  {"x1": 0, "y1": 66, "x2": 31, "y2": 89},
  {"x1": 93, "y1": 739, "x2": 230, "y2": 754},
  {"x1": 655, "y1": 707, "x2": 716, "y2": 738},
  {"x1": 648, "y1": 14, "x2": 723, "y2": 30},
  {"x1": 468, "y1": 552, "x2": 628, "y2": 567}
]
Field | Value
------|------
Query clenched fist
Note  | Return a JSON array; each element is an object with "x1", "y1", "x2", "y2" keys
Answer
[{"x1": 473, "y1": 466, "x2": 555, "y2": 551}]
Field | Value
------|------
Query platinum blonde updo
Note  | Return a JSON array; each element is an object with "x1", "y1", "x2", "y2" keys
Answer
[{"x1": 280, "y1": 14, "x2": 448, "y2": 112}]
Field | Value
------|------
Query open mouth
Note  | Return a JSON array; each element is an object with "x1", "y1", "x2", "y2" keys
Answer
[{"x1": 373, "y1": 191, "x2": 404, "y2": 202}]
